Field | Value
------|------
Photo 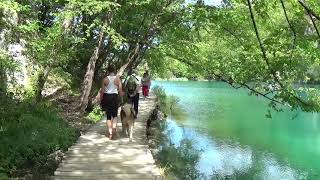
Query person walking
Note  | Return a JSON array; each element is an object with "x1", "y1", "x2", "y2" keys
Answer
[
  {"x1": 100, "y1": 65, "x2": 123, "y2": 140},
  {"x1": 124, "y1": 71, "x2": 140, "y2": 117},
  {"x1": 141, "y1": 70, "x2": 151, "y2": 98}
]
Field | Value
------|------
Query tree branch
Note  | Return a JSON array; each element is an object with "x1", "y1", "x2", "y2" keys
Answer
[
  {"x1": 117, "y1": 42, "x2": 140, "y2": 76},
  {"x1": 298, "y1": 0, "x2": 320, "y2": 20},
  {"x1": 280, "y1": 0, "x2": 297, "y2": 61},
  {"x1": 214, "y1": 73, "x2": 284, "y2": 105},
  {"x1": 308, "y1": 12, "x2": 320, "y2": 39},
  {"x1": 246, "y1": 0, "x2": 309, "y2": 107},
  {"x1": 171, "y1": 55, "x2": 285, "y2": 105}
]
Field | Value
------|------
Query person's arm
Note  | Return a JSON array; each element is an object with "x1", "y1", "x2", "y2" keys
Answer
[
  {"x1": 115, "y1": 75, "x2": 123, "y2": 97},
  {"x1": 100, "y1": 78, "x2": 108, "y2": 100},
  {"x1": 101, "y1": 78, "x2": 109, "y2": 92}
]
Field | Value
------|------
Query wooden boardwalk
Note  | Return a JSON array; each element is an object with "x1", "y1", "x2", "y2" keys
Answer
[{"x1": 54, "y1": 95, "x2": 162, "y2": 180}]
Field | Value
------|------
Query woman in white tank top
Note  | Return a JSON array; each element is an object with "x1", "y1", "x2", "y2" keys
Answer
[
  {"x1": 100, "y1": 65, "x2": 123, "y2": 140},
  {"x1": 104, "y1": 75, "x2": 118, "y2": 94}
]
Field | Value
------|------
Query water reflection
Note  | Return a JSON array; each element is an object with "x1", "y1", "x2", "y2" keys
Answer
[
  {"x1": 154, "y1": 81, "x2": 320, "y2": 179},
  {"x1": 165, "y1": 118, "x2": 307, "y2": 180}
]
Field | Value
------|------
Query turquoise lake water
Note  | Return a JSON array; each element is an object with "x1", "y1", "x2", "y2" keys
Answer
[{"x1": 153, "y1": 81, "x2": 320, "y2": 179}]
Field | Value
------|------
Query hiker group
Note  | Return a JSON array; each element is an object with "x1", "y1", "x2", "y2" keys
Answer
[{"x1": 97, "y1": 65, "x2": 151, "y2": 140}]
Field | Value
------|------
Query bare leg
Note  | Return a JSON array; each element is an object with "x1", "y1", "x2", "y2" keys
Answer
[
  {"x1": 104, "y1": 114, "x2": 112, "y2": 136},
  {"x1": 111, "y1": 117, "x2": 118, "y2": 140},
  {"x1": 112, "y1": 116, "x2": 118, "y2": 129},
  {"x1": 106, "y1": 119, "x2": 112, "y2": 138}
]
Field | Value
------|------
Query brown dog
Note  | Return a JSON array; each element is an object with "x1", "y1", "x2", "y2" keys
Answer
[{"x1": 120, "y1": 103, "x2": 136, "y2": 142}]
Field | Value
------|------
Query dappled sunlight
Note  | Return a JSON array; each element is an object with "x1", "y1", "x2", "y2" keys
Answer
[{"x1": 54, "y1": 95, "x2": 161, "y2": 179}]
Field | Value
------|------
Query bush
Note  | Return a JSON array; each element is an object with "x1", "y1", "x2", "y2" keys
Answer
[
  {"x1": 86, "y1": 105, "x2": 104, "y2": 123},
  {"x1": 152, "y1": 86, "x2": 185, "y2": 120},
  {"x1": 0, "y1": 95, "x2": 78, "y2": 177}
]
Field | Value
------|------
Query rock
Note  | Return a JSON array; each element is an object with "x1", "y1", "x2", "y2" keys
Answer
[
  {"x1": 153, "y1": 149, "x2": 160, "y2": 155},
  {"x1": 46, "y1": 150, "x2": 64, "y2": 169},
  {"x1": 156, "y1": 110, "x2": 165, "y2": 120},
  {"x1": 149, "y1": 143, "x2": 156, "y2": 149}
]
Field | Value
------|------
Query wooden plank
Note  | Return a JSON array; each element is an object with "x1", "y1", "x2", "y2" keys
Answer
[
  {"x1": 65, "y1": 149, "x2": 150, "y2": 156},
  {"x1": 55, "y1": 166, "x2": 153, "y2": 173},
  {"x1": 54, "y1": 172, "x2": 158, "y2": 179},
  {"x1": 54, "y1": 177, "x2": 155, "y2": 180},
  {"x1": 55, "y1": 171, "x2": 155, "y2": 177},
  {"x1": 58, "y1": 162, "x2": 157, "y2": 169},
  {"x1": 53, "y1": 94, "x2": 162, "y2": 179},
  {"x1": 60, "y1": 158, "x2": 155, "y2": 164}
]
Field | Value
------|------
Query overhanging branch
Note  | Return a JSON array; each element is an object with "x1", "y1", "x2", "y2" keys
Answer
[
  {"x1": 298, "y1": 0, "x2": 320, "y2": 21},
  {"x1": 246, "y1": 0, "x2": 309, "y2": 107},
  {"x1": 280, "y1": 0, "x2": 297, "y2": 61},
  {"x1": 170, "y1": 55, "x2": 285, "y2": 105}
]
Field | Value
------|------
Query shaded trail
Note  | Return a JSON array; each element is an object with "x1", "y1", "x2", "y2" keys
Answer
[{"x1": 54, "y1": 94, "x2": 161, "y2": 179}]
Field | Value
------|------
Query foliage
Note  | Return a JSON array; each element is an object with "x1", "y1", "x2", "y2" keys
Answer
[
  {"x1": 86, "y1": 105, "x2": 104, "y2": 123},
  {"x1": 152, "y1": 86, "x2": 172, "y2": 114},
  {"x1": 1, "y1": 0, "x2": 320, "y2": 176},
  {"x1": 1, "y1": 0, "x2": 320, "y2": 112},
  {"x1": 157, "y1": 139, "x2": 204, "y2": 180},
  {"x1": 151, "y1": 85, "x2": 202, "y2": 178},
  {"x1": 152, "y1": 85, "x2": 185, "y2": 119},
  {"x1": 0, "y1": 0, "x2": 20, "y2": 28},
  {"x1": 147, "y1": 0, "x2": 320, "y2": 112},
  {"x1": 0, "y1": 95, "x2": 78, "y2": 177},
  {"x1": 0, "y1": 50, "x2": 18, "y2": 93},
  {"x1": 148, "y1": 108, "x2": 203, "y2": 179},
  {"x1": 149, "y1": 115, "x2": 204, "y2": 179}
]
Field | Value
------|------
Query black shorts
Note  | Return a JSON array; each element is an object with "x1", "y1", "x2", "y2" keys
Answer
[{"x1": 101, "y1": 93, "x2": 119, "y2": 120}]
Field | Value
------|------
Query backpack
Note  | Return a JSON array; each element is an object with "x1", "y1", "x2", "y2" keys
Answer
[{"x1": 126, "y1": 75, "x2": 137, "y2": 95}]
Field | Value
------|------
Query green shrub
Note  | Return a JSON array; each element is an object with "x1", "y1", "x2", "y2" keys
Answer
[
  {"x1": 86, "y1": 105, "x2": 104, "y2": 123},
  {"x1": 152, "y1": 85, "x2": 186, "y2": 120},
  {"x1": 153, "y1": 86, "x2": 167, "y2": 103},
  {"x1": 0, "y1": 95, "x2": 78, "y2": 177}
]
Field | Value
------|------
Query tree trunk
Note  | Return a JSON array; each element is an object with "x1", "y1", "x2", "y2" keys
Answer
[
  {"x1": 117, "y1": 43, "x2": 141, "y2": 76},
  {"x1": 93, "y1": 39, "x2": 113, "y2": 85},
  {"x1": 79, "y1": 19, "x2": 108, "y2": 111},
  {"x1": 0, "y1": 64, "x2": 7, "y2": 94},
  {"x1": 35, "y1": 65, "x2": 51, "y2": 100}
]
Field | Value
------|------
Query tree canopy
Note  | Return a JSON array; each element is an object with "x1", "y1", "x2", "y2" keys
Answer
[{"x1": 1, "y1": 0, "x2": 320, "y2": 112}]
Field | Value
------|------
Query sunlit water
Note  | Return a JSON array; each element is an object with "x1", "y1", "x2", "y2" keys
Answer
[{"x1": 153, "y1": 81, "x2": 320, "y2": 179}]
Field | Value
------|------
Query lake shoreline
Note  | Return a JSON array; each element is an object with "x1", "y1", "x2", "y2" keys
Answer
[{"x1": 146, "y1": 104, "x2": 166, "y2": 175}]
